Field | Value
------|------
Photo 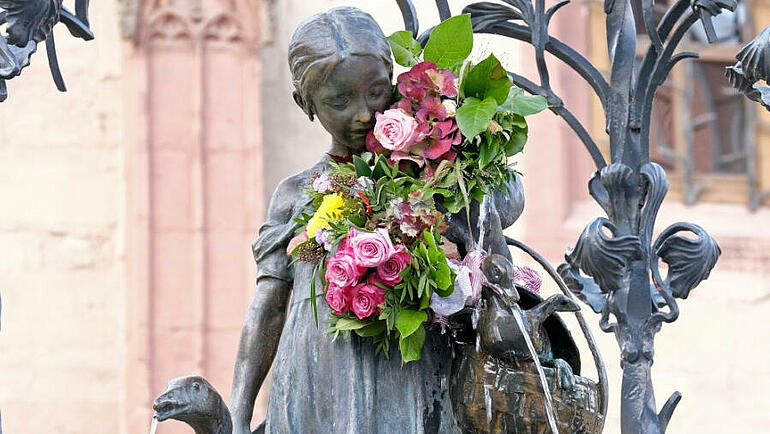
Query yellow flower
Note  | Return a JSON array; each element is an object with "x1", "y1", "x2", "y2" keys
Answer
[{"x1": 307, "y1": 193, "x2": 346, "y2": 237}]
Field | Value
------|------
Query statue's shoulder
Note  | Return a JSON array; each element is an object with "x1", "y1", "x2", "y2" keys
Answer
[{"x1": 267, "y1": 158, "x2": 328, "y2": 219}]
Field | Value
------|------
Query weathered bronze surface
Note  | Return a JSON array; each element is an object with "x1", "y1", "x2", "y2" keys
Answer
[{"x1": 451, "y1": 346, "x2": 603, "y2": 434}]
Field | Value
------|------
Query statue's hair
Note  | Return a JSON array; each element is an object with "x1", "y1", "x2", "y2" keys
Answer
[{"x1": 288, "y1": 7, "x2": 393, "y2": 120}]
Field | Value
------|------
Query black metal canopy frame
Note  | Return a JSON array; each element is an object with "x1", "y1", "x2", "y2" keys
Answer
[
  {"x1": 0, "y1": 0, "x2": 93, "y2": 102},
  {"x1": 396, "y1": 0, "x2": 767, "y2": 433}
]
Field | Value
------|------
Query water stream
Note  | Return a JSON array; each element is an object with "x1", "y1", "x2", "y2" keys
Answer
[
  {"x1": 476, "y1": 196, "x2": 490, "y2": 251},
  {"x1": 149, "y1": 417, "x2": 158, "y2": 434},
  {"x1": 510, "y1": 305, "x2": 560, "y2": 433},
  {"x1": 474, "y1": 190, "x2": 559, "y2": 432}
]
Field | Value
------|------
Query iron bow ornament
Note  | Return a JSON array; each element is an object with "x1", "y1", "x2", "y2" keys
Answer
[
  {"x1": 388, "y1": 0, "x2": 768, "y2": 433},
  {"x1": 0, "y1": 0, "x2": 93, "y2": 101}
]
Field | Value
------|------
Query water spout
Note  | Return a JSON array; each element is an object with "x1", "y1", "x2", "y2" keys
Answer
[
  {"x1": 149, "y1": 417, "x2": 158, "y2": 434},
  {"x1": 509, "y1": 305, "x2": 560, "y2": 434},
  {"x1": 476, "y1": 196, "x2": 491, "y2": 251}
]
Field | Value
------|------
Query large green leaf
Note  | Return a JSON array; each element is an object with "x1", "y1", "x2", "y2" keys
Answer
[
  {"x1": 335, "y1": 317, "x2": 366, "y2": 331},
  {"x1": 432, "y1": 261, "x2": 454, "y2": 295},
  {"x1": 499, "y1": 87, "x2": 548, "y2": 116},
  {"x1": 503, "y1": 129, "x2": 528, "y2": 156},
  {"x1": 479, "y1": 137, "x2": 500, "y2": 167},
  {"x1": 387, "y1": 31, "x2": 422, "y2": 67},
  {"x1": 399, "y1": 325, "x2": 426, "y2": 363},
  {"x1": 355, "y1": 321, "x2": 386, "y2": 337},
  {"x1": 423, "y1": 14, "x2": 473, "y2": 71},
  {"x1": 463, "y1": 54, "x2": 511, "y2": 105},
  {"x1": 456, "y1": 97, "x2": 498, "y2": 139},
  {"x1": 396, "y1": 309, "x2": 428, "y2": 338},
  {"x1": 353, "y1": 155, "x2": 373, "y2": 178}
]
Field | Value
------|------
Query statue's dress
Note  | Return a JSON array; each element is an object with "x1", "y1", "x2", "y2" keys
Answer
[{"x1": 255, "y1": 154, "x2": 522, "y2": 434}]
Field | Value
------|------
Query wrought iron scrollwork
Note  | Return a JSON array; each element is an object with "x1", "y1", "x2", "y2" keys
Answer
[
  {"x1": 391, "y1": 0, "x2": 743, "y2": 431},
  {"x1": 0, "y1": 0, "x2": 93, "y2": 101}
]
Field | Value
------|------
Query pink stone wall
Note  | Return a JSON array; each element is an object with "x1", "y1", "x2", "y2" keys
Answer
[{"x1": 122, "y1": 1, "x2": 264, "y2": 433}]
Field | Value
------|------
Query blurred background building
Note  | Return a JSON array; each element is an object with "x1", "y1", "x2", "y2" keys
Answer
[{"x1": 0, "y1": 0, "x2": 768, "y2": 433}]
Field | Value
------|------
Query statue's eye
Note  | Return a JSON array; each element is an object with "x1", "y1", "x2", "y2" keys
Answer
[
  {"x1": 192, "y1": 382, "x2": 200, "y2": 392},
  {"x1": 325, "y1": 96, "x2": 349, "y2": 109},
  {"x1": 369, "y1": 86, "x2": 385, "y2": 98}
]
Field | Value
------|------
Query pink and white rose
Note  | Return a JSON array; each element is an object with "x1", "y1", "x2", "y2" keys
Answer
[
  {"x1": 376, "y1": 245, "x2": 411, "y2": 285},
  {"x1": 373, "y1": 109, "x2": 419, "y2": 152},
  {"x1": 349, "y1": 228, "x2": 396, "y2": 268},
  {"x1": 325, "y1": 285, "x2": 349, "y2": 315},
  {"x1": 325, "y1": 249, "x2": 365, "y2": 289},
  {"x1": 349, "y1": 282, "x2": 387, "y2": 319}
]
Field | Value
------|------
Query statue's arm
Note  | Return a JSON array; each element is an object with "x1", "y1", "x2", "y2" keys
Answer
[
  {"x1": 228, "y1": 175, "x2": 301, "y2": 433},
  {"x1": 229, "y1": 277, "x2": 291, "y2": 433}
]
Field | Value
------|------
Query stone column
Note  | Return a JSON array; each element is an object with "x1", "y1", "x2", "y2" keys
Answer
[{"x1": 120, "y1": 1, "x2": 264, "y2": 432}]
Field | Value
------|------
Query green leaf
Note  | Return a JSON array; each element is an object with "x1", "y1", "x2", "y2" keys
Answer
[
  {"x1": 499, "y1": 87, "x2": 548, "y2": 116},
  {"x1": 456, "y1": 97, "x2": 498, "y2": 139},
  {"x1": 373, "y1": 159, "x2": 389, "y2": 180},
  {"x1": 470, "y1": 185, "x2": 485, "y2": 203},
  {"x1": 420, "y1": 290, "x2": 432, "y2": 310},
  {"x1": 399, "y1": 325, "x2": 426, "y2": 363},
  {"x1": 387, "y1": 30, "x2": 422, "y2": 67},
  {"x1": 432, "y1": 261, "x2": 454, "y2": 293},
  {"x1": 355, "y1": 321, "x2": 387, "y2": 337},
  {"x1": 442, "y1": 192, "x2": 465, "y2": 214},
  {"x1": 504, "y1": 130, "x2": 528, "y2": 156},
  {"x1": 423, "y1": 231, "x2": 437, "y2": 249},
  {"x1": 479, "y1": 138, "x2": 500, "y2": 167},
  {"x1": 335, "y1": 317, "x2": 366, "y2": 331},
  {"x1": 423, "y1": 14, "x2": 473, "y2": 71},
  {"x1": 310, "y1": 263, "x2": 320, "y2": 327},
  {"x1": 353, "y1": 155, "x2": 373, "y2": 178},
  {"x1": 396, "y1": 309, "x2": 428, "y2": 338},
  {"x1": 463, "y1": 54, "x2": 511, "y2": 105}
]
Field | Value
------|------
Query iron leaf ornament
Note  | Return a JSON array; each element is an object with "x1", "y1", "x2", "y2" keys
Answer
[
  {"x1": 0, "y1": 0, "x2": 93, "y2": 101},
  {"x1": 390, "y1": 0, "x2": 743, "y2": 432},
  {"x1": 727, "y1": 26, "x2": 770, "y2": 110}
]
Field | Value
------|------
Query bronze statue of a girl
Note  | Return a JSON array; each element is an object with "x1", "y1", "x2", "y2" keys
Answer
[
  {"x1": 227, "y1": 7, "x2": 461, "y2": 434},
  {"x1": 227, "y1": 7, "x2": 526, "y2": 434}
]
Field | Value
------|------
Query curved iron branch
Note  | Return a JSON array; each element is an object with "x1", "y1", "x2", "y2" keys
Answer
[
  {"x1": 509, "y1": 71, "x2": 607, "y2": 169},
  {"x1": 634, "y1": 0, "x2": 691, "y2": 128},
  {"x1": 434, "y1": 0, "x2": 451, "y2": 21},
  {"x1": 482, "y1": 22, "x2": 611, "y2": 115},
  {"x1": 639, "y1": 12, "x2": 700, "y2": 162},
  {"x1": 396, "y1": 0, "x2": 419, "y2": 37}
]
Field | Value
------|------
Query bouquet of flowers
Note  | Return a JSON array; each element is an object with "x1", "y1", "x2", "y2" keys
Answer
[
  {"x1": 290, "y1": 14, "x2": 547, "y2": 363},
  {"x1": 292, "y1": 155, "x2": 456, "y2": 362},
  {"x1": 373, "y1": 14, "x2": 548, "y2": 212}
]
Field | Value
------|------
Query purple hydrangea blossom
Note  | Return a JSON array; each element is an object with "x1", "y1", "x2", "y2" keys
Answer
[
  {"x1": 312, "y1": 173, "x2": 332, "y2": 193},
  {"x1": 356, "y1": 176, "x2": 374, "y2": 191},
  {"x1": 315, "y1": 229, "x2": 334, "y2": 251}
]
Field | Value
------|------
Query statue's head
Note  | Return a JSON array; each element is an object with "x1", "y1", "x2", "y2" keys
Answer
[{"x1": 288, "y1": 7, "x2": 393, "y2": 154}]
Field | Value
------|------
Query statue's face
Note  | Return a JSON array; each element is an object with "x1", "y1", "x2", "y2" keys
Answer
[{"x1": 311, "y1": 55, "x2": 392, "y2": 153}]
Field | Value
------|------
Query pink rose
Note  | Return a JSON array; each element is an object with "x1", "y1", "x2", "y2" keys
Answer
[
  {"x1": 325, "y1": 249, "x2": 365, "y2": 288},
  {"x1": 377, "y1": 245, "x2": 411, "y2": 285},
  {"x1": 350, "y1": 228, "x2": 396, "y2": 267},
  {"x1": 325, "y1": 285, "x2": 350, "y2": 315},
  {"x1": 373, "y1": 109, "x2": 419, "y2": 152},
  {"x1": 349, "y1": 282, "x2": 386, "y2": 319}
]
